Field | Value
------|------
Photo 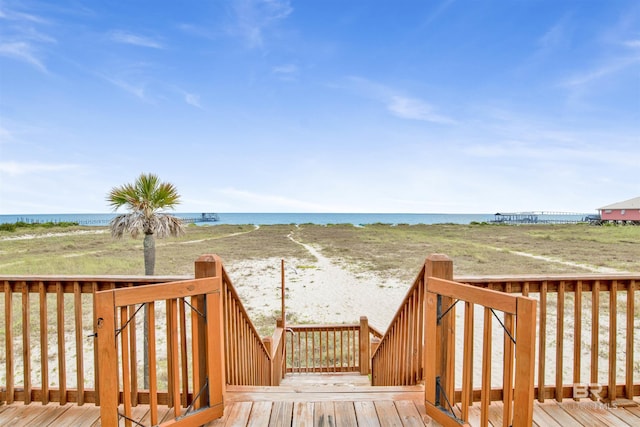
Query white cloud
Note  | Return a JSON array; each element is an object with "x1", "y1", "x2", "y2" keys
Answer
[
  {"x1": 272, "y1": 63, "x2": 298, "y2": 80},
  {"x1": 231, "y1": 0, "x2": 293, "y2": 48},
  {"x1": 345, "y1": 76, "x2": 456, "y2": 124},
  {"x1": 0, "y1": 41, "x2": 47, "y2": 72},
  {"x1": 109, "y1": 30, "x2": 163, "y2": 49},
  {"x1": 101, "y1": 75, "x2": 147, "y2": 100},
  {"x1": 537, "y1": 21, "x2": 569, "y2": 52},
  {"x1": 0, "y1": 125, "x2": 11, "y2": 142},
  {"x1": 0, "y1": 161, "x2": 79, "y2": 176},
  {"x1": 184, "y1": 92, "x2": 202, "y2": 108},
  {"x1": 562, "y1": 56, "x2": 640, "y2": 87},
  {"x1": 0, "y1": 4, "x2": 55, "y2": 73},
  {"x1": 388, "y1": 95, "x2": 456, "y2": 124},
  {"x1": 624, "y1": 39, "x2": 640, "y2": 49}
]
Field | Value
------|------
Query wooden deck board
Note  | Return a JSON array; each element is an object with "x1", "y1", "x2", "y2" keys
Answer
[
  {"x1": 247, "y1": 401, "x2": 273, "y2": 427},
  {"x1": 315, "y1": 401, "x2": 337, "y2": 427},
  {"x1": 268, "y1": 401, "x2": 293, "y2": 427},
  {"x1": 335, "y1": 401, "x2": 358, "y2": 427},
  {"x1": 538, "y1": 401, "x2": 585, "y2": 427},
  {"x1": 225, "y1": 401, "x2": 253, "y2": 427},
  {"x1": 531, "y1": 401, "x2": 563, "y2": 427},
  {"x1": 2, "y1": 394, "x2": 637, "y2": 426},
  {"x1": 394, "y1": 400, "x2": 426, "y2": 427},
  {"x1": 354, "y1": 401, "x2": 382, "y2": 427},
  {"x1": 51, "y1": 404, "x2": 99, "y2": 427},
  {"x1": 292, "y1": 401, "x2": 314, "y2": 425},
  {"x1": 609, "y1": 406, "x2": 640, "y2": 425},
  {"x1": 374, "y1": 401, "x2": 402, "y2": 427}
]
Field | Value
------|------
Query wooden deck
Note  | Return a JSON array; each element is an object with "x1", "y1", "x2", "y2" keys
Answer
[{"x1": 2, "y1": 374, "x2": 639, "y2": 426}]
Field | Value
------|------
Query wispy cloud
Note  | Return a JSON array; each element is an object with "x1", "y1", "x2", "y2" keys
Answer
[
  {"x1": 345, "y1": 76, "x2": 456, "y2": 124},
  {"x1": 419, "y1": 0, "x2": 455, "y2": 29},
  {"x1": 230, "y1": 0, "x2": 293, "y2": 48},
  {"x1": 0, "y1": 161, "x2": 80, "y2": 176},
  {"x1": 537, "y1": 20, "x2": 570, "y2": 53},
  {"x1": 272, "y1": 63, "x2": 298, "y2": 80},
  {"x1": 561, "y1": 9, "x2": 640, "y2": 88},
  {"x1": 0, "y1": 41, "x2": 47, "y2": 72},
  {"x1": 0, "y1": 5, "x2": 49, "y2": 25},
  {"x1": 388, "y1": 95, "x2": 456, "y2": 124},
  {"x1": 624, "y1": 39, "x2": 640, "y2": 48},
  {"x1": 562, "y1": 55, "x2": 640, "y2": 87},
  {"x1": 183, "y1": 92, "x2": 202, "y2": 108},
  {"x1": 0, "y1": 124, "x2": 12, "y2": 143},
  {"x1": 0, "y1": 4, "x2": 54, "y2": 73},
  {"x1": 100, "y1": 74, "x2": 148, "y2": 101},
  {"x1": 109, "y1": 30, "x2": 163, "y2": 49}
]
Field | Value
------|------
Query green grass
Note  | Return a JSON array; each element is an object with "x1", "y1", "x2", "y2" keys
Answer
[{"x1": 1, "y1": 223, "x2": 638, "y2": 277}]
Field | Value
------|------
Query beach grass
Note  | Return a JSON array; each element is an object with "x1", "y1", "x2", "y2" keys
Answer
[{"x1": 1, "y1": 222, "x2": 638, "y2": 276}]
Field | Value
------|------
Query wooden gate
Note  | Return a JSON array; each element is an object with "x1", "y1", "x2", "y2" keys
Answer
[{"x1": 95, "y1": 276, "x2": 225, "y2": 427}]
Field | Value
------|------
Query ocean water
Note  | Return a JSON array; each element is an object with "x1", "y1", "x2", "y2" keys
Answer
[{"x1": 0, "y1": 212, "x2": 495, "y2": 226}]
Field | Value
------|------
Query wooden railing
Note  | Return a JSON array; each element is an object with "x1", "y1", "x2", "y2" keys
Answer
[
  {"x1": 95, "y1": 276, "x2": 225, "y2": 426},
  {"x1": 0, "y1": 275, "x2": 185, "y2": 405},
  {"x1": 286, "y1": 317, "x2": 373, "y2": 374},
  {"x1": 371, "y1": 264, "x2": 426, "y2": 386},
  {"x1": 219, "y1": 261, "x2": 274, "y2": 386},
  {"x1": 0, "y1": 254, "x2": 281, "y2": 407},
  {"x1": 421, "y1": 255, "x2": 537, "y2": 427},
  {"x1": 370, "y1": 258, "x2": 640, "y2": 404},
  {"x1": 457, "y1": 275, "x2": 640, "y2": 403}
]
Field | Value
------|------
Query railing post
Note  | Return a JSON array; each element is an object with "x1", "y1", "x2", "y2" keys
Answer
[
  {"x1": 513, "y1": 297, "x2": 536, "y2": 426},
  {"x1": 425, "y1": 254, "x2": 454, "y2": 409},
  {"x1": 200, "y1": 257, "x2": 226, "y2": 418},
  {"x1": 96, "y1": 289, "x2": 118, "y2": 426},
  {"x1": 194, "y1": 254, "x2": 222, "y2": 408},
  {"x1": 359, "y1": 316, "x2": 370, "y2": 375}
]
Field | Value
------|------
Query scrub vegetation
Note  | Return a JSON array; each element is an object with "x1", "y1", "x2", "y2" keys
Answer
[{"x1": 0, "y1": 222, "x2": 638, "y2": 277}]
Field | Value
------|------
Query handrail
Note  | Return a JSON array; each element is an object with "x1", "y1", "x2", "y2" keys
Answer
[
  {"x1": 423, "y1": 273, "x2": 536, "y2": 427},
  {"x1": 371, "y1": 264, "x2": 426, "y2": 385},
  {"x1": 0, "y1": 256, "x2": 277, "y2": 407},
  {"x1": 0, "y1": 276, "x2": 186, "y2": 405},
  {"x1": 456, "y1": 274, "x2": 640, "y2": 403},
  {"x1": 219, "y1": 263, "x2": 273, "y2": 385},
  {"x1": 286, "y1": 322, "x2": 363, "y2": 373},
  {"x1": 95, "y1": 276, "x2": 225, "y2": 425}
]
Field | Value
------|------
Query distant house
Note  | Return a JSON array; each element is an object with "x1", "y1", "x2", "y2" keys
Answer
[{"x1": 598, "y1": 196, "x2": 640, "y2": 222}]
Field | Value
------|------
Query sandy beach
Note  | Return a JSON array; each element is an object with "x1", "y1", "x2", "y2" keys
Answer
[{"x1": 226, "y1": 233, "x2": 408, "y2": 333}]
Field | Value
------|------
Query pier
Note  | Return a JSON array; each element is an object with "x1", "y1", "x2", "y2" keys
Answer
[
  {"x1": 491, "y1": 211, "x2": 597, "y2": 224},
  {"x1": 9, "y1": 212, "x2": 220, "y2": 226}
]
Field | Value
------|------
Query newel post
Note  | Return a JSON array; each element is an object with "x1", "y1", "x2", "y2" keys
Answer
[
  {"x1": 194, "y1": 254, "x2": 225, "y2": 409},
  {"x1": 359, "y1": 316, "x2": 370, "y2": 375},
  {"x1": 424, "y1": 254, "x2": 454, "y2": 409},
  {"x1": 512, "y1": 297, "x2": 537, "y2": 426}
]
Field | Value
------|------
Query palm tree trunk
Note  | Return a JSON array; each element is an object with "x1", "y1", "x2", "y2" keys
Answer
[
  {"x1": 143, "y1": 233, "x2": 155, "y2": 275},
  {"x1": 142, "y1": 233, "x2": 155, "y2": 389}
]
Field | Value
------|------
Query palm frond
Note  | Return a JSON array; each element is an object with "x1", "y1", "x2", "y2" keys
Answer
[
  {"x1": 152, "y1": 214, "x2": 185, "y2": 238},
  {"x1": 107, "y1": 173, "x2": 183, "y2": 239},
  {"x1": 107, "y1": 173, "x2": 181, "y2": 214},
  {"x1": 109, "y1": 213, "x2": 145, "y2": 238}
]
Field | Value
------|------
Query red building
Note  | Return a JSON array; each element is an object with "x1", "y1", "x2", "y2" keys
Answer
[{"x1": 598, "y1": 196, "x2": 640, "y2": 222}]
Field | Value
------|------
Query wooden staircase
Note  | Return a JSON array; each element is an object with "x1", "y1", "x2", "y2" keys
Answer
[{"x1": 205, "y1": 372, "x2": 438, "y2": 426}]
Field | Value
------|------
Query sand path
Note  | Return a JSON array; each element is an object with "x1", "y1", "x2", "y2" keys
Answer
[{"x1": 227, "y1": 234, "x2": 407, "y2": 332}]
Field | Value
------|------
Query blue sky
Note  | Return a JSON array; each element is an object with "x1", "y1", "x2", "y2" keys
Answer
[{"x1": 0, "y1": 0, "x2": 638, "y2": 214}]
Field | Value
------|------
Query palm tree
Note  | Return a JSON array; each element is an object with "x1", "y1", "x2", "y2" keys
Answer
[
  {"x1": 107, "y1": 173, "x2": 184, "y2": 389},
  {"x1": 107, "y1": 173, "x2": 184, "y2": 275}
]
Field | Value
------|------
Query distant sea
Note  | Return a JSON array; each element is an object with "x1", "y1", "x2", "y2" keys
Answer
[
  {"x1": 0, "y1": 212, "x2": 594, "y2": 226},
  {"x1": 0, "y1": 212, "x2": 495, "y2": 226}
]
